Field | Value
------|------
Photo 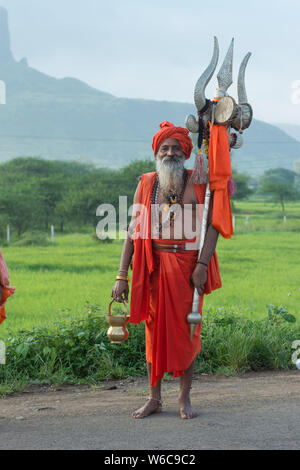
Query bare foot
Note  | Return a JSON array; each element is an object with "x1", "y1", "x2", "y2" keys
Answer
[
  {"x1": 179, "y1": 399, "x2": 198, "y2": 419},
  {"x1": 132, "y1": 398, "x2": 162, "y2": 419}
]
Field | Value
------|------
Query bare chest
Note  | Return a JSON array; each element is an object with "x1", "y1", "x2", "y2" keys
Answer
[{"x1": 153, "y1": 178, "x2": 199, "y2": 240}]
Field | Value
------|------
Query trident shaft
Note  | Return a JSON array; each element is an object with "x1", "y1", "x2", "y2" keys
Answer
[{"x1": 186, "y1": 182, "x2": 210, "y2": 340}]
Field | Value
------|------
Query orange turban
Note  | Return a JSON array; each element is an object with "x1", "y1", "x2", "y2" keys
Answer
[{"x1": 152, "y1": 121, "x2": 193, "y2": 159}]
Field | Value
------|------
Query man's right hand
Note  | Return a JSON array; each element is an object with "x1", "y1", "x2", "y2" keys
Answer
[
  {"x1": 111, "y1": 280, "x2": 129, "y2": 303},
  {"x1": 191, "y1": 264, "x2": 207, "y2": 296}
]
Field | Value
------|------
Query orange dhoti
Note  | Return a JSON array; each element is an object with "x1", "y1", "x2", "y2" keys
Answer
[{"x1": 145, "y1": 240, "x2": 203, "y2": 386}]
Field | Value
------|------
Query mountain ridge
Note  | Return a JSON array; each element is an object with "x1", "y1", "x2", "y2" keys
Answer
[
  {"x1": 0, "y1": 6, "x2": 299, "y2": 175},
  {"x1": 274, "y1": 123, "x2": 300, "y2": 144}
]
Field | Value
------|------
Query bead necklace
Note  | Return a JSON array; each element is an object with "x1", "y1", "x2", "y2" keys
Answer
[{"x1": 151, "y1": 170, "x2": 189, "y2": 236}]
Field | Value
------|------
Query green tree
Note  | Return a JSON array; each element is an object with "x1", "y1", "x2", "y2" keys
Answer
[
  {"x1": 231, "y1": 169, "x2": 254, "y2": 200},
  {"x1": 36, "y1": 176, "x2": 65, "y2": 231},
  {"x1": 0, "y1": 157, "x2": 94, "y2": 234},
  {"x1": 259, "y1": 168, "x2": 299, "y2": 213},
  {"x1": 0, "y1": 183, "x2": 42, "y2": 236}
]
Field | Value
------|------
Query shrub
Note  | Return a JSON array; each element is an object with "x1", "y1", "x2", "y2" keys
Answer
[{"x1": 12, "y1": 231, "x2": 50, "y2": 247}]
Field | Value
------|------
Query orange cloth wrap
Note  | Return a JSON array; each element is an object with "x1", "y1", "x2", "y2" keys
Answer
[
  {"x1": 0, "y1": 249, "x2": 15, "y2": 325},
  {"x1": 129, "y1": 170, "x2": 222, "y2": 385},
  {"x1": 0, "y1": 287, "x2": 14, "y2": 325},
  {"x1": 209, "y1": 124, "x2": 233, "y2": 239},
  {"x1": 152, "y1": 121, "x2": 193, "y2": 159}
]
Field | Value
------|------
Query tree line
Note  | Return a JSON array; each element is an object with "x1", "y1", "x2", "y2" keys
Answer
[
  {"x1": 0, "y1": 157, "x2": 155, "y2": 238},
  {"x1": 0, "y1": 157, "x2": 298, "y2": 239}
]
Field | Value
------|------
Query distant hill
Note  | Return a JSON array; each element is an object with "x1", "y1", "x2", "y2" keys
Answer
[
  {"x1": 0, "y1": 6, "x2": 299, "y2": 176},
  {"x1": 230, "y1": 120, "x2": 300, "y2": 175},
  {"x1": 275, "y1": 123, "x2": 300, "y2": 143}
]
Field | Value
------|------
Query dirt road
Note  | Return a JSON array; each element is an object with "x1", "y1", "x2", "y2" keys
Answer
[{"x1": 0, "y1": 370, "x2": 299, "y2": 450}]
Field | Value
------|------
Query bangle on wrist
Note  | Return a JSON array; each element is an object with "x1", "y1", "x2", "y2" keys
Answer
[{"x1": 116, "y1": 275, "x2": 130, "y2": 283}]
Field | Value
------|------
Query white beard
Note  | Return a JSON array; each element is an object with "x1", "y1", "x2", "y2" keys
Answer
[{"x1": 156, "y1": 156, "x2": 185, "y2": 196}]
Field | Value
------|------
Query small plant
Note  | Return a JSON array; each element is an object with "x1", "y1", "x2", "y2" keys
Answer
[{"x1": 266, "y1": 304, "x2": 296, "y2": 324}]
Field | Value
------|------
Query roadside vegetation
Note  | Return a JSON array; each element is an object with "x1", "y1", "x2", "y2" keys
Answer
[
  {"x1": 0, "y1": 157, "x2": 299, "y2": 394},
  {"x1": 0, "y1": 304, "x2": 299, "y2": 396}
]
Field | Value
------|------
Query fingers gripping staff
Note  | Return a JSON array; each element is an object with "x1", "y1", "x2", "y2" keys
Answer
[{"x1": 186, "y1": 37, "x2": 253, "y2": 339}]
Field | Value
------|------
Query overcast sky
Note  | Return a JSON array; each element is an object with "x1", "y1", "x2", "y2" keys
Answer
[{"x1": 1, "y1": 0, "x2": 300, "y2": 125}]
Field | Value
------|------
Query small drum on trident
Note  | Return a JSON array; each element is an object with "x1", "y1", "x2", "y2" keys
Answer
[
  {"x1": 214, "y1": 96, "x2": 239, "y2": 127},
  {"x1": 231, "y1": 102, "x2": 253, "y2": 132}
]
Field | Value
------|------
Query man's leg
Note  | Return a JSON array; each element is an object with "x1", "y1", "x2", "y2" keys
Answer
[
  {"x1": 178, "y1": 359, "x2": 198, "y2": 419},
  {"x1": 132, "y1": 362, "x2": 162, "y2": 418}
]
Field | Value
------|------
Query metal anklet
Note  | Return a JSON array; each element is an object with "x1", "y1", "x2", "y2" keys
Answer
[{"x1": 147, "y1": 396, "x2": 163, "y2": 406}]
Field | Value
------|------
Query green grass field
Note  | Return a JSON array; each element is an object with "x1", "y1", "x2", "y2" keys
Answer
[{"x1": 0, "y1": 199, "x2": 299, "y2": 339}]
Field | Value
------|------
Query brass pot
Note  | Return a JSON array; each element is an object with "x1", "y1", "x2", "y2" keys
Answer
[{"x1": 106, "y1": 300, "x2": 129, "y2": 344}]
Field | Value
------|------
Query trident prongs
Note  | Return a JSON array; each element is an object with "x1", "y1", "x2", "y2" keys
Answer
[
  {"x1": 216, "y1": 38, "x2": 234, "y2": 97},
  {"x1": 194, "y1": 36, "x2": 219, "y2": 112},
  {"x1": 237, "y1": 52, "x2": 251, "y2": 104},
  {"x1": 185, "y1": 114, "x2": 199, "y2": 133}
]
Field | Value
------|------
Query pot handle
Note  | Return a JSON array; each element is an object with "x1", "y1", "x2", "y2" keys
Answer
[{"x1": 108, "y1": 299, "x2": 128, "y2": 318}]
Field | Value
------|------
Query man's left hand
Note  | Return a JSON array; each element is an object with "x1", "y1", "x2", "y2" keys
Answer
[{"x1": 191, "y1": 264, "x2": 207, "y2": 296}]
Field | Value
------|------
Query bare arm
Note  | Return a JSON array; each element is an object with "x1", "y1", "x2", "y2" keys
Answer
[
  {"x1": 191, "y1": 191, "x2": 219, "y2": 295},
  {"x1": 111, "y1": 182, "x2": 141, "y2": 303}
]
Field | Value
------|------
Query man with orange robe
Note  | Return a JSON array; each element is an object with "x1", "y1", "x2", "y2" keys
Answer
[{"x1": 111, "y1": 121, "x2": 228, "y2": 419}]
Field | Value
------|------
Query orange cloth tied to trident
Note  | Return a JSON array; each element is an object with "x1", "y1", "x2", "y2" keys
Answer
[
  {"x1": 209, "y1": 124, "x2": 234, "y2": 239},
  {"x1": 0, "y1": 249, "x2": 15, "y2": 325}
]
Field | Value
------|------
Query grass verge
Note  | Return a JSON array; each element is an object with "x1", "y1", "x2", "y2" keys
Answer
[{"x1": 0, "y1": 304, "x2": 299, "y2": 396}]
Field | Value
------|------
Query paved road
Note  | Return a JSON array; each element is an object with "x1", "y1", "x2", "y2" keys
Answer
[{"x1": 0, "y1": 371, "x2": 299, "y2": 450}]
